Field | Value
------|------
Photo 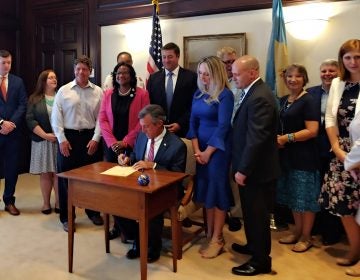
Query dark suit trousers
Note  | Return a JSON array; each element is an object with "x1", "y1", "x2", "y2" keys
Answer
[
  {"x1": 116, "y1": 214, "x2": 164, "y2": 251},
  {"x1": 240, "y1": 180, "x2": 274, "y2": 269},
  {"x1": 57, "y1": 129, "x2": 102, "y2": 223},
  {"x1": 0, "y1": 132, "x2": 20, "y2": 204}
]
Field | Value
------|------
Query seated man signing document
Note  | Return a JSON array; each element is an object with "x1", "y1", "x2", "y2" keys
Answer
[{"x1": 117, "y1": 104, "x2": 186, "y2": 263}]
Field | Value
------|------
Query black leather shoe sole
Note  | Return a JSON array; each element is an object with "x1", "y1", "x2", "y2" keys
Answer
[{"x1": 232, "y1": 263, "x2": 271, "y2": 276}]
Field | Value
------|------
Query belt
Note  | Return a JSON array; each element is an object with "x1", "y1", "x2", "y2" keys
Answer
[{"x1": 64, "y1": 128, "x2": 94, "y2": 134}]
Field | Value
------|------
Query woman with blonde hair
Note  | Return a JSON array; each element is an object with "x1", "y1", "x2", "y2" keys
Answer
[
  {"x1": 187, "y1": 56, "x2": 234, "y2": 258},
  {"x1": 319, "y1": 39, "x2": 360, "y2": 267}
]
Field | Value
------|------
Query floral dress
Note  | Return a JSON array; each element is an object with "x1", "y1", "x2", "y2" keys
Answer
[{"x1": 319, "y1": 82, "x2": 360, "y2": 216}]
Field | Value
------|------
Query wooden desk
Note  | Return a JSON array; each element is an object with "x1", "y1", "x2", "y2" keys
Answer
[{"x1": 57, "y1": 161, "x2": 187, "y2": 280}]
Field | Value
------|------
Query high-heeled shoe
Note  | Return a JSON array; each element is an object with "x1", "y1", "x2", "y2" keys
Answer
[
  {"x1": 336, "y1": 257, "x2": 359, "y2": 266},
  {"x1": 346, "y1": 264, "x2": 360, "y2": 277},
  {"x1": 201, "y1": 238, "x2": 225, "y2": 259},
  {"x1": 198, "y1": 237, "x2": 211, "y2": 254}
]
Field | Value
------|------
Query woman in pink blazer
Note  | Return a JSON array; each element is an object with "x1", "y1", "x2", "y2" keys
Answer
[{"x1": 99, "y1": 62, "x2": 149, "y2": 162}]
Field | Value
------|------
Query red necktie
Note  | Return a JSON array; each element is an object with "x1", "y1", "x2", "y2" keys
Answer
[
  {"x1": 1, "y1": 77, "x2": 7, "y2": 101},
  {"x1": 147, "y1": 139, "x2": 155, "y2": 161}
]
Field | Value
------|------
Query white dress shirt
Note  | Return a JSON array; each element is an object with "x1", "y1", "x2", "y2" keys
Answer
[{"x1": 51, "y1": 79, "x2": 103, "y2": 143}]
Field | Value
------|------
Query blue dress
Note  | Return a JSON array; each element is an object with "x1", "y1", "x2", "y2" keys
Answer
[{"x1": 187, "y1": 88, "x2": 234, "y2": 210}]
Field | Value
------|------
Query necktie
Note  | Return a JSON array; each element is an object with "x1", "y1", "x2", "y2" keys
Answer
[
  {"x1": 239, "y1": 89, "x2": 246, "y2": 103},
  {"x1": 166, "y1": 72, "x2": 174, "y2": 112},
  {"x1": 1, "y1": 77, "x2": 7, "y2": 101},
  {"x1": 147, "y1": 138, "x2": 155, "y2": 161}
]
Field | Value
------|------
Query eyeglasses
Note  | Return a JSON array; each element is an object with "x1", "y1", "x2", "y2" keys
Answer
[
  {"x1": 222, "y1": 59, "x2": 235, "y2": 65},
  {"x1": 116, "y1": 71, "x2": 130, "y2": 75}
]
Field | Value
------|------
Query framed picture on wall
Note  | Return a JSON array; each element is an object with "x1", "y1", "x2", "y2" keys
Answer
[{"x1": 183, "y1": 33, "x2": 246, "y2": 72}]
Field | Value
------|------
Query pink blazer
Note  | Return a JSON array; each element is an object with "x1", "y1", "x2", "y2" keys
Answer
[{"x1": 99, "y1": 87, "x2": 150, "y2": 148}]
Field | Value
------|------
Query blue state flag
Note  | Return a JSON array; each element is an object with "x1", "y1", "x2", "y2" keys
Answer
[{"x1": 265, "y1": 0, "x2": 289, "y2": 97}]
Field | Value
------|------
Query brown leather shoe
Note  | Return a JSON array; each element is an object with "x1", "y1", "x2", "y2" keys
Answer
[{"x1": 5, "y1": 204, "x2": 20, "y2": 216}]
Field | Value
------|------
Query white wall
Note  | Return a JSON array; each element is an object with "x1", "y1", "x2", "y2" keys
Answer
[{"x1": 101, "y1": 0, "x2": 360, "y2": 88}]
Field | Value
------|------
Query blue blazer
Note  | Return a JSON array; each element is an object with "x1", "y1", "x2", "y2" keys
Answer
[
  {"x1": 131, "y1": 130, "x2": 186, "y2": 173},
  {"x1": 0, "y1": 74, "x2": 27, "y2": 129},
  {"x1": 307, "y1": 85, "x2": 331, "y2": 158}
]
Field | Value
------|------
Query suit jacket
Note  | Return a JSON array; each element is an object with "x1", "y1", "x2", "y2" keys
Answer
[
  {"x1": 98, "y1": 87, "x2": 150, "y2": 148},
  {"x1": 147, "y1": 67, "x2": 197, "y2": 137},
  {"x1": 232, "y1": 79, "x2": 280, "y2": 184},
  {"x1": 307, "y1": 85, "x2": 332, "y2": 158},
  {"x1": 131, "y1": 130, "x2": 186, "y2": 173},
  {"x1": 0, "y1": 74, "x2": 27, "y2": 129},
  {"x1": 26, "y1": 97, "x2": 53, "y2": 142}
]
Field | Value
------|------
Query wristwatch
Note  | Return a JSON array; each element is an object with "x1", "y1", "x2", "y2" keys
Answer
[{"x1": 0, "y1": 119, "x2": 4, "y2": 128}]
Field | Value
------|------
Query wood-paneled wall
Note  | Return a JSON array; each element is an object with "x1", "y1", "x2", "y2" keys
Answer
[{"x1": 10, "y1": 0, "x2": 342, "y2": 91}]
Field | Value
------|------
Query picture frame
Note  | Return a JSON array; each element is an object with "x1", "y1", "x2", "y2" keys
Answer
[{"x1": 183, "y1": 33, "x2": 246, "y2": 72}]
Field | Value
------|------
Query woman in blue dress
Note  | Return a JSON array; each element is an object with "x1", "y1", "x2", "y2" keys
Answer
[{"x1": 187, "y1": 56, "x2": 234, "y2": 258}]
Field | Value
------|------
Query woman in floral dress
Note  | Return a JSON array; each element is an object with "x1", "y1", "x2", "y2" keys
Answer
[{"x1": 319, "y1": 39, "x2": 360, "y2": 267}]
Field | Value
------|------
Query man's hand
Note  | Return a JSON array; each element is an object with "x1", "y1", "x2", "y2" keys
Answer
[
  {"x1": 86, "y1": 140, "x2": 99, "y2": 155},
  {"x1": 234, "y1": 171, "x2": 247, "y2": 187},
  {"x1": 0, "y1": 120, "x2": 16, "y2": 135},
  {"x1": 118, "y1": 153, "x2": 130, "y2": 166},
  {"x1": 165, "y1": 123, "x2": 180, "y2": 133},
  {"x1": 60, "y1": 140, "x2": 72, "y2": 157},
  {"x1": 132, "y1": 160, "x2": 154, "y2": 171}
]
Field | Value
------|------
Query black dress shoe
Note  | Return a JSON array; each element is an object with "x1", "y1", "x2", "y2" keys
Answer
[
  {"x1": 126, "y1": 248, "x2": 140, "y2": 259},
  {"x1": 41, "y1": 208, "x2": 52, "y2": 215},
  {"x1": 126, "y1": 241, "x2": 140, "y2": 259},
  {"x1": 228, "y1": 217, "x2": 242, "y2": 232},
  {"x1": 232, "y1": 262, "x2": 271, "y2": 276},
  {"x1": 109, "y1": 227, "x2": 121, "y2": 240},
  {"x1": 54, "y1": 207, "x2": 60, "y2": 214},
  {"x1": 90, "y1": 215, "x2": 104, "y2": 226},
  {"x1": 147, "y1": 249, "x2": 160, "y2": 263},
  {"x1": 231, "y1": 243, "x2": 252, "y2": 255}
]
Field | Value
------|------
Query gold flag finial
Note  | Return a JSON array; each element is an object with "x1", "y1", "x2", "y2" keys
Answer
[{"x1": 152, "y1": 0, "x2": 159, "y2": 13}]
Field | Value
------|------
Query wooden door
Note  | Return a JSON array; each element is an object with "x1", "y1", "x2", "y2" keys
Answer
[{"x1": 35, "y1": 7, "x2": 87, "y2": 87}]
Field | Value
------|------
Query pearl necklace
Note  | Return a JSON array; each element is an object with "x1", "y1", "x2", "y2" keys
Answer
[{"x1": 118, "y1": 87, "x2": 131, "y2": 96}]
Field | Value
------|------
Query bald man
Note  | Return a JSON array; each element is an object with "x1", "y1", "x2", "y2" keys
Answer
[{"x1": 231, "y1": 55, "x2": 280, "y2": 276}]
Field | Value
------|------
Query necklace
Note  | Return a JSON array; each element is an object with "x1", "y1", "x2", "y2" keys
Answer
[
  {"x1": 118, "y1": 87, "x2": 131, "y2": 96},
  {"x1": 45, "y1": 94, "x2": 55, "y2": 107}
]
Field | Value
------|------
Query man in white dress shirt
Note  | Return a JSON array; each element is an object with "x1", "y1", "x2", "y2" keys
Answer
[{"x1": 51, "y1": 55, "x2": 104, "y2": 231}]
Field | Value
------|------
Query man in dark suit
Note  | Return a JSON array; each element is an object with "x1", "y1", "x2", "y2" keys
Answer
[
  {"x1": 147, "y1": 42, "x2": 197, "y2": 137},
  {"x1": 117, "y1": 104, "x2": 186, "y2": 263},
  {"x1": 231, "y1": 55, "x2": 280, "y2": 276},
  {"x1": 307, "y1": 59, "x2": 343, "y2": 245},
  {"x1": 0, "y1": 50, "x2": 27, "y2": 216}
]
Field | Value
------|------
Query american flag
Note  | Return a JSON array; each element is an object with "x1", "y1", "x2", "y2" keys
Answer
[{"x1": 146, "y1": 0, "x2": 163, "y2": 82}]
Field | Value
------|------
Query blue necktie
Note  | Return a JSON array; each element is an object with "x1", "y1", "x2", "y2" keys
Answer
[
  {"x1": 239, "y1": 89, "x2": 246, "y2": 104},
  {"x1": 166, "y1": 72, "x2": 174, "y2": 112}
]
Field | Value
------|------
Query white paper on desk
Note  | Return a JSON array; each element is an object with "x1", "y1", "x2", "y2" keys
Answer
[{"x1": 101, "y1": 166, "x2": 136, "y2": 177}]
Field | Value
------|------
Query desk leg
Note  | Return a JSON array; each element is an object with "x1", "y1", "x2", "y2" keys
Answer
[
  {"x1": 170, "y1": 205, "x2": 178, "y2": 272},
  {"x1": 68, "y1": 204, "x2": 75, "y2": 273},
  {"x1": 139, "y1": 208, "x2": 148, "y2": 280},
  {"x1": 104, "y1": 214, "x2": 110, "y2": 253}
]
